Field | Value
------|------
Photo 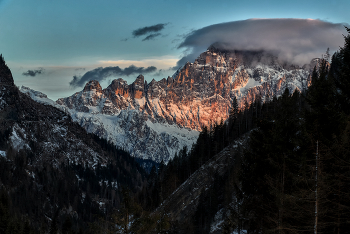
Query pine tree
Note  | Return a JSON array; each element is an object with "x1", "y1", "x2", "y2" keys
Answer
[
  {"x1": 332, "y1": 27, "x2": 350, "y2": 113},
  {"x1": 62, "y1": 216, "x2": 73, "y2": 234},
  {"x1": 229, "y1": 95, "x2": 239, "y2": 122},
  {"x1": 304, "y1": 44, "x2": 350, "y2": 232},
  {"x1": 49, "y1": 210, "x2": 59, "y2": 234},
  {"x1": 322, "y1": 27, "x2": 350, "y2": 233},
  {"x1": 305, "y1": 59, "x2": 336, "y2": 233},
  {"x1": 0, "y1": 191, "x2": 10, "y2": 233},
  {"x1": 240, "y1": 89, "x2": 313, "y2": 233},
  {"x1": 114, "y1": 186, "x2": 143, "y2": 234}
]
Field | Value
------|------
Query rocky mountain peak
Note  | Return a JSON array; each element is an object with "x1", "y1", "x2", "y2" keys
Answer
[
  {"x1": 0, "y1": 54, "x2": 15, "y2": 86},
  {"x1": 105, "y1": 78, "x2": 129, "y2": 99},
  {"x1": 83, "y1": 80, "x2": 102, "y2": 93},
  {"x1": 149, "y1": 78, "x2": 156, "y2": 86},
  {"x1": 134, "y1": 74, "x2": 145, "y2": 85},
  {"x1": 53, "y1": 48, "x2": 313, "y2": 163},
  {"x1": 167, "y1": 76, "x2": 174, "y2": 85},
  {"x1": 131, "y1": 74, "x2": 145, "y2": 99},
  {"x1": 110, "y1": 78, "x2": 128, "y2": 87}
]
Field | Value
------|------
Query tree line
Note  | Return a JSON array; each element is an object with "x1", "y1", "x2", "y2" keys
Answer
[
  {"x1": 133, "y1": 27, "x2": 350, "y2": 234},
  {"x1": 225, "y1": 27, "x2": 350, "y2": 234}
]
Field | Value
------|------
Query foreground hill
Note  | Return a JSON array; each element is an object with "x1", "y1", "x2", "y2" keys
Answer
[{"x1": 0, "y1": 55, "x2": 146, "y2": 233}]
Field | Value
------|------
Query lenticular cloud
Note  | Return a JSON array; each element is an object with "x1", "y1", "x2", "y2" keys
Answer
[{"x1": 177, "y1": 18, "x2": 348, "y2": 67}]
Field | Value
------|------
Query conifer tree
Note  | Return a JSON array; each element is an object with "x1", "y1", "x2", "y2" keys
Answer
[
  {"x1": 332, "y1": 27, "x2": 350, "y2": 113},
  {"x1": 49, "y1": 210, "x2": 59, "y2": 234},
  {"x1": 229, "y1": 95, "x2": 239, "y2": 122},
  {"x1": 0, "y1": 192, "x2": 10, "y2": 233},
  {"x1": 323, "y1": 27, "x2": 350, "y2": 233},
  {"x1": 240, "y1": 88, "x2": 313, "y2": 233}
]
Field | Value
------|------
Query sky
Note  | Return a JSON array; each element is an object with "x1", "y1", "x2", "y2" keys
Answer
[{"x1": 0, "y1": 0, "x2": 349, "y2": 100}]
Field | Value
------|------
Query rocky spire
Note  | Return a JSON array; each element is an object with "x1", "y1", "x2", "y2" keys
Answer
[
  {"x1": 83, "y1": 80, "x2": 102, "y2": 93},
  {"x1": 131, "y1": 75, "x2": 145, "y2": 99},
  {"x1": 0, "y1": 54, "x2": 15, "y2": 86}
]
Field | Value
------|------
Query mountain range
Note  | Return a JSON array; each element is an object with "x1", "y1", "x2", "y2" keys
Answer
[{"x1": 21, "y1": 47, "x2": 314, "y2": 164}]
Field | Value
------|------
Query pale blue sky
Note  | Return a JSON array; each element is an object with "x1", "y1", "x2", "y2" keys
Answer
[{"x1": 0, "y1": 0, "x2": 349, "y2": 100}]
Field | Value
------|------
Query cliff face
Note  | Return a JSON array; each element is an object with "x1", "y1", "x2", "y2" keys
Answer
[
  {"x1": 0, "y1": 54, "x2": 14, "y2": 86},
  {"x1": 53, "y1": 48, "x2": 312, "y2": 163},
  {"x1": 0, "y1": 55, "x2": 20, "y2": 128}
]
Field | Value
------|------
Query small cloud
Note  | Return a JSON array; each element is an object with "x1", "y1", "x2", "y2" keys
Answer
[
  {"x1": 132, "y1": 23, "x2": 167, "y2": 37},
  {"x1": 69, "y1": 65, "x2": 157, "y2": 88},
  {"x1": 70, "y1": 75, "x2": 81, "y2": 87},
  {"x1": 120, "y1": 38, "x2": 129, "y2": 42},
  {"x1": 171, "y1": 29, "x2": 196, "y2": 48},
  {"x1": 22, "y1": 68, "x2": 44, "y2": 77},
  {"x1": 154, "y1": 67, "x2": 179, "y2": 77},
  {"x1": 153, "y1": 69, "x2": 164, "y2": 77},
  {"x1": 176, "y1": 29, "x2": 196, "y2": 39},
  {"x1": 172, "y1": 38, "x2": 180, "y2": 44},
  {"x1": 142, "y1": 33, "x2": 161, "y2": 41},
  {"x1": 75, "y1": 67, "x2": 86, "y2": 71}
]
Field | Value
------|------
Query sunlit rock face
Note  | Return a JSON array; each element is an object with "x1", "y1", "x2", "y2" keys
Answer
[{"x1": 54, "y1": 47, "x2": 313, "y2": 163}]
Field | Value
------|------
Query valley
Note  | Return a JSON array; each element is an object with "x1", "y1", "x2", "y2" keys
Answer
[{"x1": 1, "y1": 27, "x2": 350, "y2": 233}]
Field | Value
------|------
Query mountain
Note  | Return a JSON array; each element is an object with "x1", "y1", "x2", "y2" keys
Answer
[
  {"x1": 0, "y1": 55, "x2": 146, "y2": 232},
  {"x1": 51, "y1": 77, "x2": 199, "y2": 164},
  {"x1": 49, "y1": 47, "x2": 313, "y2": 164}
]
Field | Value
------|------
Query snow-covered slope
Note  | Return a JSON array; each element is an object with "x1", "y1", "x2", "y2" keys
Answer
[
  {"x1": 21, "y1": 83, "x2": 199, "y2": 164},
  {"x1": 19, "y1": 86, "x2": 60, "y2": 107},
  {"x1": 66, "y1": 109, "x2": 198, "y2": 164},
  {"x1": 3, "y1": 64, "x2": 132, "y2": 171}
]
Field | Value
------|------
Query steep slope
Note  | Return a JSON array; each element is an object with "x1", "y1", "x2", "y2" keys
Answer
[
  {"x1": 1, "y1": 57, "x2": 145, "y2": 185},
  {"x1": 0, "y1": 55, "x2": 146, "y2": 231},
  {"x1": 2, "y1": 80, "x2": 104, "y2": 168},
  {"x1": 32, "y1": 48, "x2": 313, "y2": 164},
  {"x1": 155, "y1": 135, "x2": 247, "y2": 222}
]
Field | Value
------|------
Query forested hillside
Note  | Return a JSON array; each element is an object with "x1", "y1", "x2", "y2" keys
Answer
[
  {"x1": 237, "y1": 27, "x2": 350, "y2": 234},
  {"x1": 130, "y1": 27, "x2": 350, "y2": 234}
]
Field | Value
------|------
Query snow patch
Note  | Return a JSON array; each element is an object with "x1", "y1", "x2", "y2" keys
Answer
[
  {"x1": 234, "y1": 78, "x2": 261, "y2": 92},
  {"x1": 0, "y1": 150, "x2": 6, "y2": 158},
  {"x1": 210, "y1": 208, "x2": 225, "y2": 233},
  {"x1": 10, "y1": 124, "x2": 30, "y2": 150},
  {"x1": 19, "y1": 86, "x2": 68, "y2": 112}
]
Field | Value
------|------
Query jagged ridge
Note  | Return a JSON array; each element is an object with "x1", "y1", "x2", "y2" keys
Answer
[{"x1": 26, "y1": 48, "x2": 314, "y2": 164}]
